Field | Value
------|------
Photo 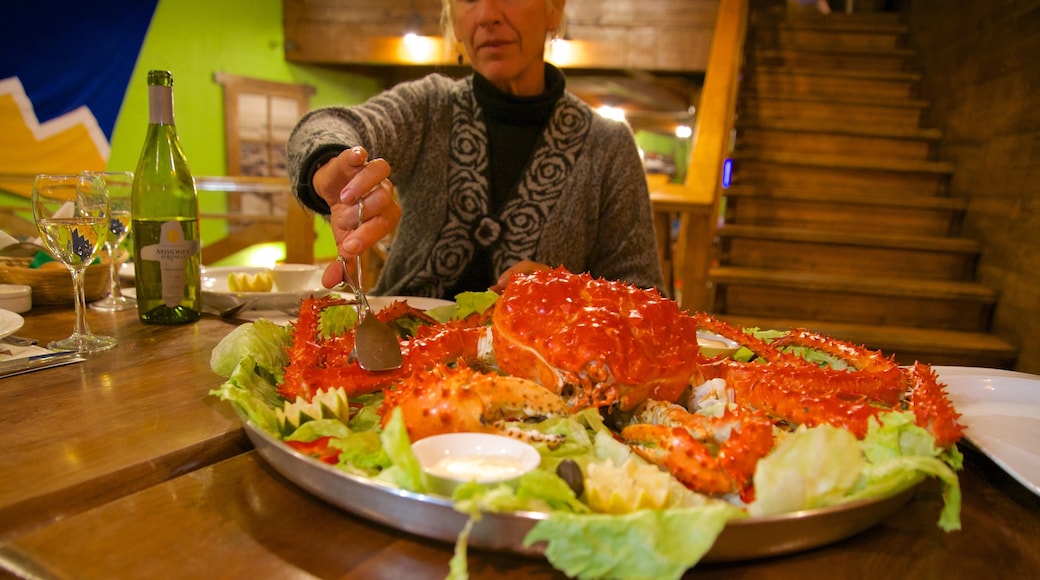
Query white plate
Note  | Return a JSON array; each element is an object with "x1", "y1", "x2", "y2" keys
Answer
[
  {"x1": 201, "y1": 266, "x2": 331, "y2": 310},
  {"x1": 0, "y1": 309, "x2": 24, "y2": 340},
  {"x1": 938, "y1": 366, "x2": 1040, "y2": 497},
  {"x1": 235, "y1": 295, "x2": 456, "y2": 325},
  {"x1": 367, "y1": 296, "x2": 455, "y2": 312}
]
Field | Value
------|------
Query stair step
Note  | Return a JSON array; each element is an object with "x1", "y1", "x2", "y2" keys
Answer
[
  {"x1": 754, "y1": 11, "x2": 905, "y2": 31},
  {"x1": 719, "y1": 224, "x2": 978, "y2": 253},
  {"x1": 737, "y1": 150, "x2": 954, "y2": 174},
  {"x1": 736, "y1": 117, "x2": 941, "y2": 140},
  {"x1": 751, "y1": 18, "x2": 908, "y2": 52},
  {"x1": 735, "y1": 122, "x2": 940, "y2": 160},
  {"x1": 750, "y1": 47, "x2": 915, "y2": 73},
  {"x1": 739, "y1": 94, "x2": 928, "y2": 128},
  {"x1": 745, "y1": 67, "x2": 920, "y2": 100},
  {"x1": 723, "y1": 186, "x2": 965, "y2": 236},
  {"x1": 716, "y1": 225, "x2": 979, "y2": 280},
  {"x1": 710, "y1": 267, "x2": 994, "y2": 300},
  {"x1": 723, "y1": 185, "x2": 965, "y2": 210},
  {"x1": 709, "y1": 267, "x2": 995, "y2": 332},
  {"x1": 715, "y1": 315, "x2": 1018, "y2": 369},
  {"x1": 753, "y1": 65, "x2": 921, "y2": 83},
  {"x1": 731, "y1": 153, "x2": 953, "y2": 196}
]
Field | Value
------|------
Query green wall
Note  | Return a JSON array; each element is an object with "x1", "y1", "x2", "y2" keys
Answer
[
  {"x1": 108, "y1": 0, "x2": 383, "y2": 263},
  {"x1": 635, "y1": 131, "x2": 690, "y2": 184}
]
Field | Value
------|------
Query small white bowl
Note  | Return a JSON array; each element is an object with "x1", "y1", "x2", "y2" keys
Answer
[
  {"x1": 0, "y1": 284, "x2": 31, "y2": 313},
  {"x1": 411, "y1": 433, "x2": 541, "y2": 497},
  {"x1": 697, "y1": 330, "x2": 740, "y2": 358},
  {"x1": 269, "y1": 264, "x2": 321, "y2": 293}
]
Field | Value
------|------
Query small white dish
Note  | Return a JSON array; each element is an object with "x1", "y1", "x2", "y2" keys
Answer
[
  {"x1": 697, "y1": 330, "x2": 740, "y2": 358},
  {"x1": 411, "y1": 433, "x2": 540, "y2": 497},
  {"x1": 0, "y1": 284, "x2": 31, "y2": 314},
  {"x1": 0, "y1": 308, "x2": 25, "y2": 340},
  {"x1": 201, "y1": 266, "x2": 331, "y2": 311},
  {"x1": 269, "y1": 263, "x2": 322, "y2": 293}
]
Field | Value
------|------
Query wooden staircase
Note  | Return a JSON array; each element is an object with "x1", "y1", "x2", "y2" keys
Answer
[{"x1": 707, "y1": 7, "x2": 1018, "y2": 368}]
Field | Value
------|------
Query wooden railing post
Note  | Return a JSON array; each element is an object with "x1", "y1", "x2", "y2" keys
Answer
[{"x1": 649, "y1": 0, "x2": 748, "y2": 311}]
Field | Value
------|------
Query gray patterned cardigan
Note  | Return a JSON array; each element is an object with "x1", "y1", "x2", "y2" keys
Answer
[{"x1": 287, "y1": 71, "x2": 664, "y2": 299}]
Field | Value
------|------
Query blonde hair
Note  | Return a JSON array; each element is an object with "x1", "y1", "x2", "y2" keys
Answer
[{"x1": 440, "y1": 0, "x2": 568, "y2": 48}]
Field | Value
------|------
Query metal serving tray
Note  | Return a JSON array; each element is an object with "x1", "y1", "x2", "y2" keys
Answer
[{"x1": 242, "y1": 415, "x2": 917, "y2": 563}]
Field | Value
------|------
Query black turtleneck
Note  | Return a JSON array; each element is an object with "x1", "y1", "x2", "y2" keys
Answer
[{"x1": 447, "y1": 64, "x2": 566, "y2": 295}]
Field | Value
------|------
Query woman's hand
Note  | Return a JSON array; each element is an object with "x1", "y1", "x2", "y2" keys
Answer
[
  {"x1": 490, "y1": 260, "x2": 552, "y2": 293},
  {"x1": 312, "y1": 147, "x2": 402, "y2": 288}
]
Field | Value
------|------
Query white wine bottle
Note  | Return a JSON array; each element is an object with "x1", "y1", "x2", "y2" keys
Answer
[{"x1": 131, "y1": 70, "x2": 202, "y2": 324}]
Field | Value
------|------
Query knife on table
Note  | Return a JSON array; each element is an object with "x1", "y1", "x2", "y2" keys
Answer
[{"x1": 0, "y1": 350, "x2": 86, "y2": 378}]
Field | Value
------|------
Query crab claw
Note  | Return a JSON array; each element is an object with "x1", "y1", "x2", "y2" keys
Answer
[
  {"x1": 619, "y1": 401, "x2": 775, "y2": 497},
  {"x1": 380, "y1": 363, "x2": 570, "y2": 446}
]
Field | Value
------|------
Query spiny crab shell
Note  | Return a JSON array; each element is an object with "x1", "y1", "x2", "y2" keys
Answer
[{"x1": 491, "y1": 267, "x2": 702, "y2": 411}]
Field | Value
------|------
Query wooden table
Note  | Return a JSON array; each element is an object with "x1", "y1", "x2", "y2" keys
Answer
[
  {"x1": 2, "y1": 307, "x2": 1039, "y2": 578},
  {"x1": 0, "y1": 306, "x2": 250, "y2": 543}
]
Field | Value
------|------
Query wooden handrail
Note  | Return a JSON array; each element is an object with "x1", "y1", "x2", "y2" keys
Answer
[{"x1": 649, "y1": 0, "x2": 747, "y2": 311}]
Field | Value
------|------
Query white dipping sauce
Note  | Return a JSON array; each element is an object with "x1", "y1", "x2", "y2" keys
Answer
[{"x1": 428, "y1": 454, "x2": 528, "y2": 482}]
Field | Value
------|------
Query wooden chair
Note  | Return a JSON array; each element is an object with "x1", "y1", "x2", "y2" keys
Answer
[{"x1": 196, "y1": 175, "x2": 315, "y2": 265}]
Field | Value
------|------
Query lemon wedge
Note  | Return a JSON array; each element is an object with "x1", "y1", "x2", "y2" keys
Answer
[
  {"x1": 586, "y1": 458, "x2": 672, "y2": 513},
  {"x1": 227, "y1": 271, "x2": 274, "y2": 293}
]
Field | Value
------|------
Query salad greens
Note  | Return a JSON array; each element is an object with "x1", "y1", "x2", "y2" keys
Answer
[{"x1": 209, "y1": 294, "x2": 962, "y2": 580}]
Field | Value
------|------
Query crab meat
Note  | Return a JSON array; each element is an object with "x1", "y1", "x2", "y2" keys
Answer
[{"x1": 380, "y1": 363, "x2": 570, "y2": 445}]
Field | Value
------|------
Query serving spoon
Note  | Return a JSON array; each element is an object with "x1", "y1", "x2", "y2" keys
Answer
[{"x1": 337, "y1": 200, "x2": 403, "y2": 372}]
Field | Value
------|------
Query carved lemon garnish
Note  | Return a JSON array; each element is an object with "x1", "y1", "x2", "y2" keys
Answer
[{"x1": 228, "y1": 271, "x2": 274, "y2": 292}]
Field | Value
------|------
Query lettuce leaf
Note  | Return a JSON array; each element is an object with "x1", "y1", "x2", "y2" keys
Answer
[
  {"x1": 427, "y1": 291, "x2": 498, "y2": 323},
  {"x1": 748, "y1": 425, "x2": 866, "y2": 517},
  {"x1": 375, "y1": 407, "x2": 426, "y2": 492},
  {"x1": 210, "y1": 319, "x2": 289, "y2": 379},
  {"x1": 332, "y1": 431, "x2": 392, "y2": 475},
  {"x1": 319, "y1": 304, "x2": 360, "y2": 337},
  {"x1": 523, "y1": 504, "x2": 741, "y2": 580},
  {"x1": 209, "y1": 356, "x2": 282, "y2": 435},
  {"x1": 853, "y1": 411, "x2": 963, "y2": 531},
  {"x1": 209, "y1": 320, "x2": 292, "y2": 436}
]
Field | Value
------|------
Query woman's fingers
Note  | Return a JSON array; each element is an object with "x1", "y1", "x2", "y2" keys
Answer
[
  {"x1": 313, "y1": 147, "x2": 369, "y2": 207},
  {"x1": 338, "y1": 158, "x2": 392, "y2": 206},
  {"x1": 329, "y1": 181, "x2": 400, "y2": 256},
  {"x1": 321, "y1": 260, "x2": 347, "y2": 289}
]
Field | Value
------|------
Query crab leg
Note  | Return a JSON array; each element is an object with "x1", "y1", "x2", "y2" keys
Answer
[{"x1": 618, "y1": 400, "x2": 775, "y2": 497}]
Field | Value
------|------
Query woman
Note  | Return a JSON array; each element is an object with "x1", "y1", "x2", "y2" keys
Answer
[{"x1": 287, "y1": 0, "x2": 664, "y2": 299}]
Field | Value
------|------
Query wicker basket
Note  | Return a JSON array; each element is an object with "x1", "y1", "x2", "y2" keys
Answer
[{"x1": 0, "y1": 261, "x2": 110, "y2": 305}]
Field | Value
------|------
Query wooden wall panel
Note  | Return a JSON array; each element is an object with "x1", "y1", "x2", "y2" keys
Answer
[
  {"x1": 904, "y1": 0, "x2": 1040, "y2": 373},
  {"x1": 284, "y1": 0, "x2": 720, "y2": 72}
]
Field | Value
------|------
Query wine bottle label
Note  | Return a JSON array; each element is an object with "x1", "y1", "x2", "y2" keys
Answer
[{"x1": 138, "y1": 220, "x2": 201, "y2": 307}]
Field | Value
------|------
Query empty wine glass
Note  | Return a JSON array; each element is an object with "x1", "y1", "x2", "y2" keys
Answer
[
  {"x1": 88, "y1": 171, "x2": 136, "y2": 312},
  {"x1": 31, "y1": 173, "x2": 118, "y2": 353}
]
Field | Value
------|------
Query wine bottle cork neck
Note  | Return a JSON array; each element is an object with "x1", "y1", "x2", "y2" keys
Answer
[{"x1": 148, "y1": 85, "x2": 175, "y2": 125}]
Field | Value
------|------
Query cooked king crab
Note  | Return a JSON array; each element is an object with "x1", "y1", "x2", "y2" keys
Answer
[{"x1": 491, "y1": 268, "x2": 703, "y2": 412}]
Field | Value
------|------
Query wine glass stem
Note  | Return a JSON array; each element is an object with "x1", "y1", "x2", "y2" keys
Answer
[
  {"x1": 70, "y1": 266, "x2": 92, "y2": 338},
  {"x1": 106, "y1": 244, "x2": 123, "y2": 299}
]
